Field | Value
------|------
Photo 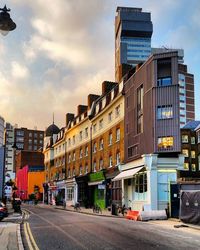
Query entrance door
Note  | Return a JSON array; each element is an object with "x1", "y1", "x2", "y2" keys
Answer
[{"x1": 170, "y1": 183, "x2": 180, "y2": 218}]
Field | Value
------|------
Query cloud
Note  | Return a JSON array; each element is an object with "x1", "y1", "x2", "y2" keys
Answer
[{"x1": 11, "y1": 61, "x2": 30, "y2": 79}]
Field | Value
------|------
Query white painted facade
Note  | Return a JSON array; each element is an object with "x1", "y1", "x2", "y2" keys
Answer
[{"x1": 116, "y1": 154, "x2": 185, "y2": 211}]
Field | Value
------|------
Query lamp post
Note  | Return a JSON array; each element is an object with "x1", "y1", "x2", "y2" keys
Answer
[{"x1": 0, "y1": 5, "x2": 16, "y2": 36}]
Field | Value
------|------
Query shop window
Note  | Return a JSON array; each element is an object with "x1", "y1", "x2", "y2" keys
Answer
[
  {"x1": 66, "y1": 187, "x2": 74, "y2": 201},
  {"x1": 98, "y1": 189, "x2": 104, "y2": 200},
  {"x1": 134, "y1": 172, "x2": 147, "y2": 201},
  {"x1": 182, "y1": 135, "x2": 188, "y2": 143}
]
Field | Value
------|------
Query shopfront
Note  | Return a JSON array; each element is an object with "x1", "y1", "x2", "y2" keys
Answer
[
  {"x1": 76, "y1": 175, "x2": 89, "y2": 207},
  {"x1": 113, "y1": 154, "x2": 184, "y2": 211},
  {"x1": 88, "y1": 171, "x2": 105, "y2": 209},
  {"x1": 65, "y1": 178, "x2": 77, "y2": 207},
  {"x1": 56, "y1": 180, "x2": 66, "y2": 206}
]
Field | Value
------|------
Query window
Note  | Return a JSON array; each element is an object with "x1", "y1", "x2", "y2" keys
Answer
[
  {"x1": 85, "y1": 127, "x2": 88, "y2": 138},
  {"x1": 40, "y1": 133, "x2": 43, "y2": 138},
  {"x1": 16, "y1": 130, "x2": 24, "y2": 136},
  {"x1": 29, "y1": 132, "x2": 32, "y2": 137},
  {"x1": 68, "y1": 169, "x2": 71, "y2": 178},
  {"x1": 85, "y1": 164, "x2": 88, "y2": 174},
  {"x1": 79, "y1": 131, "x2": 83, "y2": 141},
  {"x1": 134, "y1": 172, "x2": 147, "y2": 201},
  {"x1": 66, "y1": 187, "x2": 74, "y2": 200},
  {"x1": 73, "y1": 152, "x2": 75, "y2": 161},
  {"x1": 99, "y1": 159, "x2": 103, "y2": 170},
  {"x1": 34, "y1": 139, "x2": 37, "y2": 144},
  {"x1": 109, "y1": 133, "x2": 112, "y2": 145},
  {"x1": 191, "y1": 151, "x2": 196, "y2": 158},
  {"x1": 93, "y1": 142, "x2": 97, "y2": 153},
  {"x1": 158, "y1": 136, "x2": 173, "y2": 150},
  {"x1": 93, "y1": 162, "x2": 96, "y2": 172},
  {"x1": 192, "y1": 164, "x2": 196, "y2": 171},
  {"x1": 16, "y1": 137, "x2": 24, "y2": 142},
  {"x1": 137, "y1": 85, "x2": 143, "y2": 134},
  {"x1": 184, "y1": 163, "x2": 189, "y2": 170},
  {"x1": 116, "y1": 128, "x2": 120, "y2": 141},
  {"x1": 157, "y1": 105, "x2": 173, "y2": 119},
  {"x1": 116, "y1": 152, "x2": 120, "y2": 165},
  {"x1": 73, "y1": 135, "x2": 75, "y2": 145},
  {"x1": 39, "y1": 140, "x2": 43, "y2": 144},
  {"x1": 115, "y1": 105, "x2": 120, "y2": 117},
  {"x1": 191, "y1": 137, "x2": 195, "y2": 144},
  {"x1": 68, "y1": 154, "x2": 71, "y2": 163},
  {"x1": 182, "y1": 135, "x2": 188, "y2": 143},
  {"x1": 182, "y1": 149, "x2": 189, "y2": 157},
  {"x1": 16, "y1": 143, "x2": 24, "y2": 149},
  {"x1": 79, "y1": 166, "x2": 83, "y2": 175},
  {"x1": 73, "y1": 168, "x2": 75, "y2": 176},
  {"x1": 109, "y1": 156, "x2": 112, "y2": 168},
  {"x1": 157, "y1": 77, "x2": 172, "y2": 87},
  {"x1": 108, "y1": 112, "x2": 113, "y2": 122},
  {"x1": 68, "y1": 138, "x2": 71, "y2": 147},
  {"x1": 99, "y1": 138, "x2": 104, "y2": 150},
  {"x1": 34, "y1": 133, "x2": 38, "y2": 138},
  {"x1": 93, "y1": 124, "x2": 97, "y2": 133},
  {"x1": 28, "y1": 145, "x2": 32, "y2": 151},
  {"x1": 198, "y1": 132, "x2": 200, "y2": 143},
  {"x1": 99, "y1": 119, "x2": 103, "y2": 129},
  {"x1": 85, "y1": 146, "x2": 88, "y2": 156},
  {"x1": 80, "y1": 148, "x2": 83, "y2": 158}
]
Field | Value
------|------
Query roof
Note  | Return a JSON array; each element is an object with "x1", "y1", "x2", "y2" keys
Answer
[
  {"x1": 182, "y1": 120, "x2": 200, "y2": 131},
  {"x1": 45, "y1": 123, "x2": 60, "y2": 137}
]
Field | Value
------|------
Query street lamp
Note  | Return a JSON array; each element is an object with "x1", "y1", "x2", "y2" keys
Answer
[{"x1": 0, "y1": 5, "x2": 16, "y2": 36}]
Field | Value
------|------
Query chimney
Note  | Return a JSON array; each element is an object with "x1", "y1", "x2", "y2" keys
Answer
[
  {"x1": 87, "y1": 94, "x2": 100, "y2": 109},
  {"x1": 66, "y1": 113, "x2": 74, "y2": 127},
  {"x1": 102, "y1": 81, "x2": 118, "y2": 95},
  {"x1": 77, "y1": 105, "x2": 88, "y2": 116}
]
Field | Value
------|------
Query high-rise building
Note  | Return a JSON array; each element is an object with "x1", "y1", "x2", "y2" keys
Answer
[
  {"x1": 115, "y1": 7, "x2": 153, "y2": 82},
  {"x1": 0, "y1": 115, "x2": 4, "y2": 146}
]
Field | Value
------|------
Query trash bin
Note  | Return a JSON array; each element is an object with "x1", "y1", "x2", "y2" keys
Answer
[{"x1": 111, "y1": 203, "x2": 118, "y2": 215}]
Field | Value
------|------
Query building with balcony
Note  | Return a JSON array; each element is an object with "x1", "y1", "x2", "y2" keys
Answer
[{"x1": 113, "y1": 51, "x2": 185, "y2": 211}]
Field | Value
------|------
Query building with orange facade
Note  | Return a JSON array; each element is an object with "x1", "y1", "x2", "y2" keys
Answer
[{"x1": 16, "y1": 165, "x2": 45, "y2": 200}]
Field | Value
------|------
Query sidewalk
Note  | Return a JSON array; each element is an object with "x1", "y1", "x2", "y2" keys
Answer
[
  {"x1": 38, "y1": 203, "x2": 124, "y2": 218},
  {"x1": 37, "y1": 203, "x2": 200, "y2": 232},
  {"x1": 0, "y1": 203, "x2": 24, "y2": 250}
]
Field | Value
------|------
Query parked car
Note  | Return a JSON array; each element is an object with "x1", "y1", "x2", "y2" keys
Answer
[{"x1": 0, "y1": 202, "x2": 8, "y2": 221}]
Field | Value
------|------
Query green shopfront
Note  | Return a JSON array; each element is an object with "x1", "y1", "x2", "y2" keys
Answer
[{"x1": 88, "y1": 171, "x2": 106, "y2": 209}]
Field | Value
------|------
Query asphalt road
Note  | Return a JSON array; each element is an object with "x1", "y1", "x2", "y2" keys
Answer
[{"x1": 21, "y1": 205, "x2": 200, "y2": 250}]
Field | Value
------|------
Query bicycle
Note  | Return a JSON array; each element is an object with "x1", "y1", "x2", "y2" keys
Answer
[
  {"x1": 74, "y1": 202, "x2": 81, "y2": 211},
  {"x1": 93, "y1": 204, "x2": 102, "y2": 214}
]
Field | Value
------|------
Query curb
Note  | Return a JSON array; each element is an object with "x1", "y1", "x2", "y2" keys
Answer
[
  {"x1": 17, "y1": 224, "x2": 24, "y2": 250},
  {"x1": 54, "y1": 206, "x2": 125, "y2": 219}
]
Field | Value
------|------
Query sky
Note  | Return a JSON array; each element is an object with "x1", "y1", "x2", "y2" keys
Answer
[{"x1": 0, "y1": 0, "x2": 199, "y2": 131}]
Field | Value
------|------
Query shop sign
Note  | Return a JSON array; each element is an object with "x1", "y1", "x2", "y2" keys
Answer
[
  {"x1": 98, "y1": 184, "x2": 105, "y2": 190},
  {"x1": 89, "y1": 171, "x2": 105, "y2": 182}
]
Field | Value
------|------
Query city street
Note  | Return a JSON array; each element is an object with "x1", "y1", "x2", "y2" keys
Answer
[{"x1": 21, "y1": 205, "x2": 200, "y2": 250}]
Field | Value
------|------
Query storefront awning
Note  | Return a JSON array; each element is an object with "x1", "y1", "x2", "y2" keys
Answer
[
  {"x1": 88, "y1": 180, "x2": 103, "y2": 186},
  {"x1": 113, "y1": 166, "x2": 144, "y2": 181}
]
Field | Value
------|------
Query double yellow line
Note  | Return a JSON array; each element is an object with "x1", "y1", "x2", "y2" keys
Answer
[{"x1": 24, "y1": 221, "x2": 39, "y2": 250}]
